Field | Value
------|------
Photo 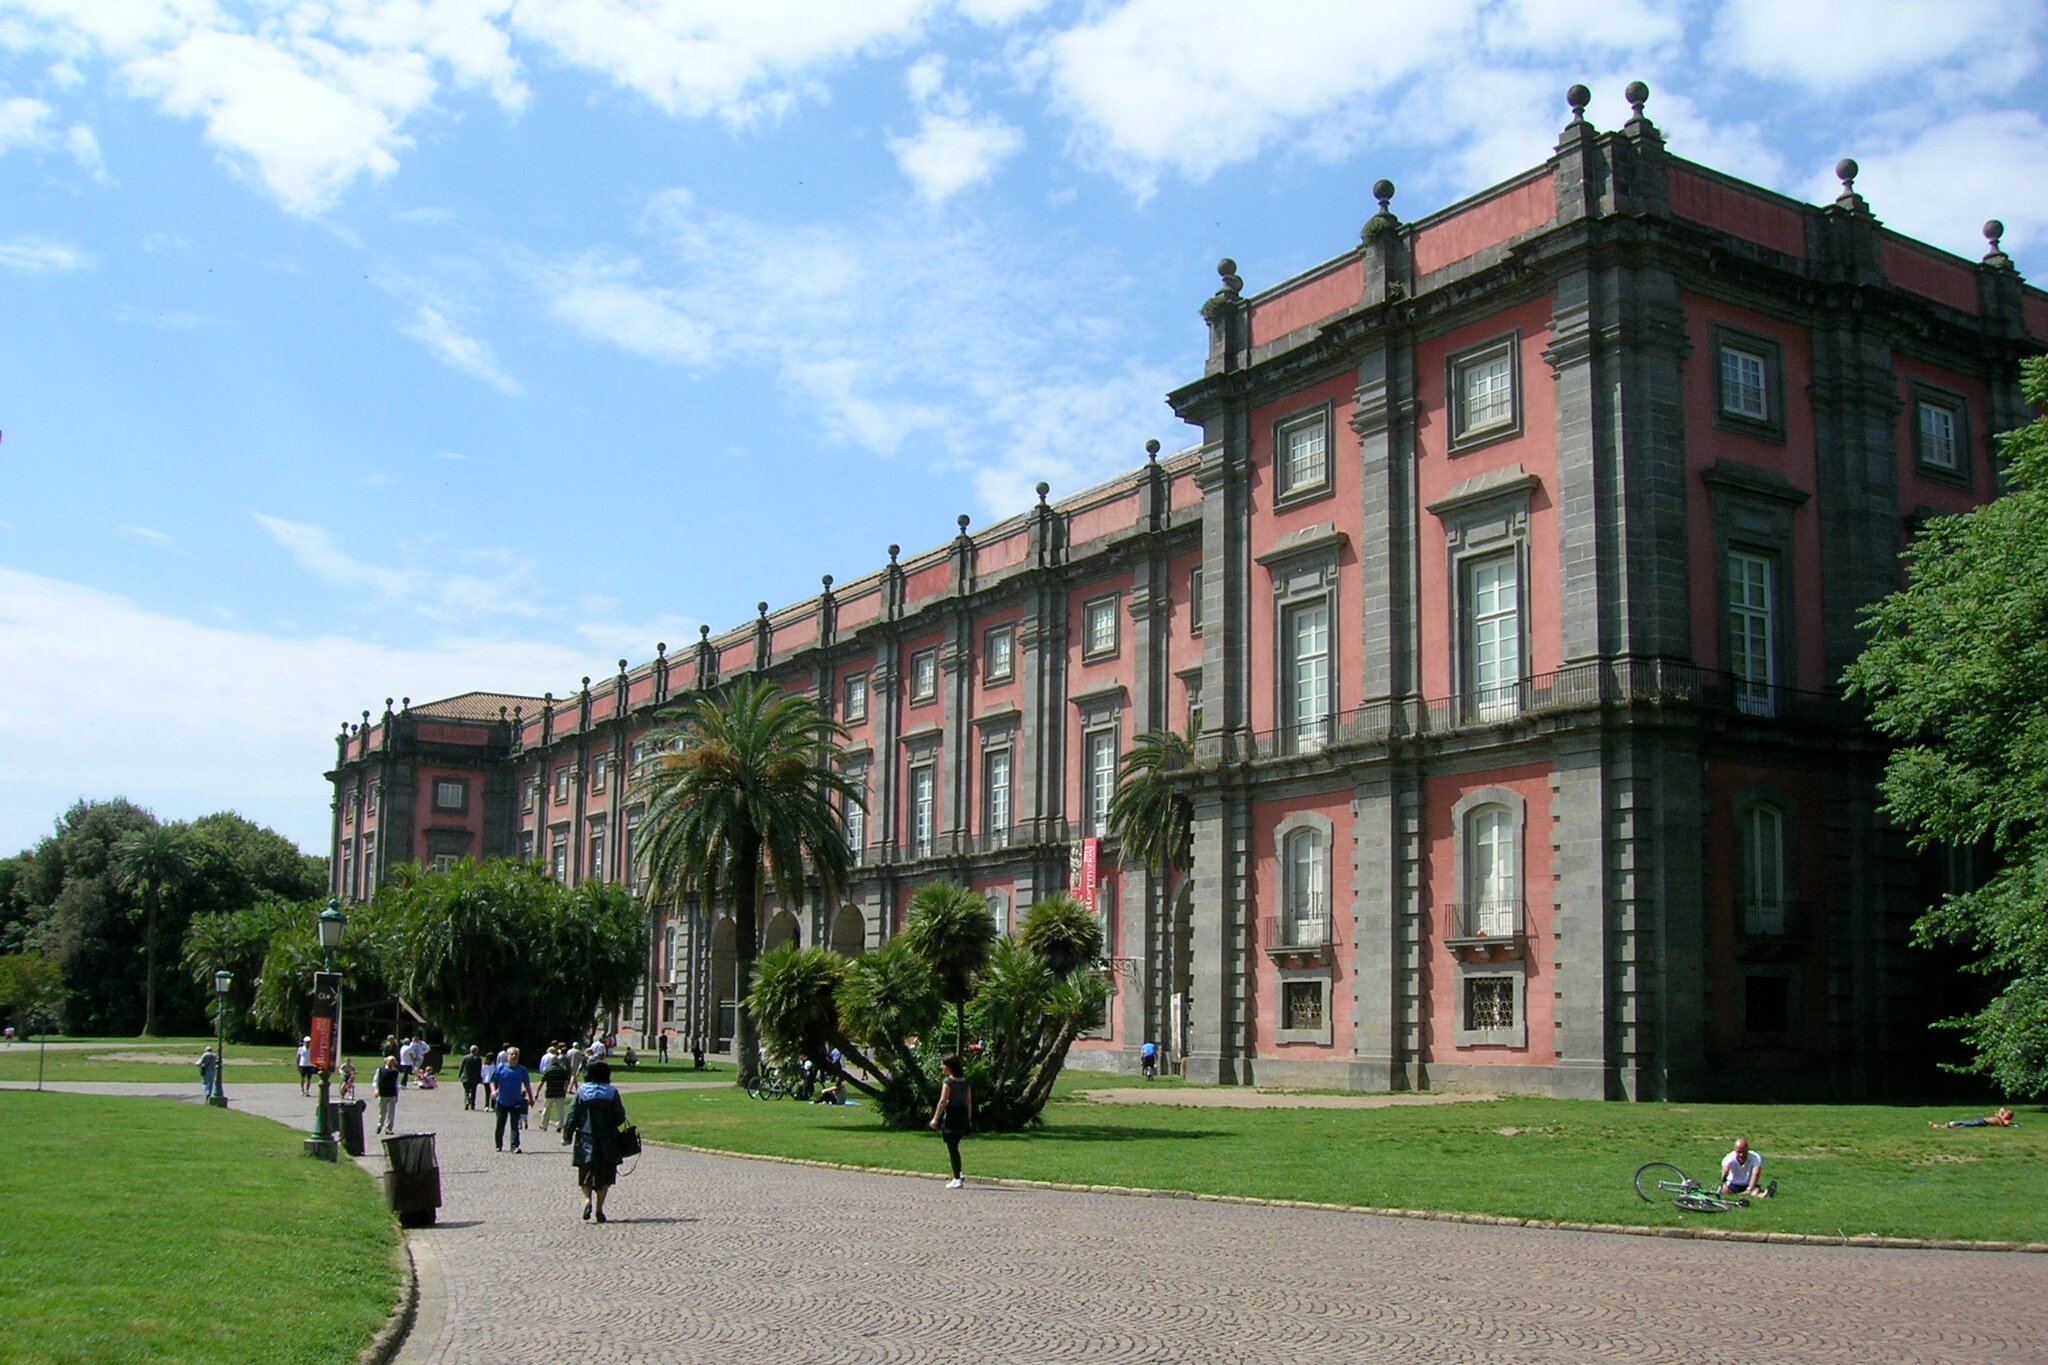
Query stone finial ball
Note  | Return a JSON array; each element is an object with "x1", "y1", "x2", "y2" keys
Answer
[
  {"x1": 656, "y1": 642, "x2": 666, "y2": 653},
  {"x1": 1624, "y1": 80, "x2": 1649, "y2": 109},
  {"x1": 888, "y1": 543, "x2": 900, "y2": 558},
  {"x1": 1985, "y1": 219, "x2": 2005, "y2": 242},
  {"x1": 1217, "y1": 258, "x2": 1236, "y2": 277},
  {"x1": 821, "y1": 574, "x2": 833, "y2": 588},
  {"x1": 1372, "y1": 178, "x2": 1395, "y2": 206},
  {"x1": 757, "y1": 601, "x2": 768, "y2": 615},
  {"x1": 618, "y1": 658, "x2": 628, "y2": 671},
  {"x1": 1036, "y1": 481, "x2": 1051, "y2": 498},
  {"x1": 1567, "y1": 84, "x2": 1591, "y2": 114},
  {"x1": 699, "y1": 624, "x2": 710, "y2": 638},
  {"x1": 1146, "y1": 438, "x2": 1162, "y2": 457},
  {"x1": 958, "y1": 513, "x2": 971, "y2": 529},
  {"x1": 1836, "y1": 158, "x2": 1858, "y2": 184},
  {"x1": 582, "y1": 676, "x2": 590, "y2": 688}
]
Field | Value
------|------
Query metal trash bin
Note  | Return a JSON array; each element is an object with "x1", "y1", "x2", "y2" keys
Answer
[
  {"x1": 380, "y1": 1132, "x2": 442, "y2": 1227},
  {"x1": 329, "y1": 1098, "x2": 368, "y2": 1157}
]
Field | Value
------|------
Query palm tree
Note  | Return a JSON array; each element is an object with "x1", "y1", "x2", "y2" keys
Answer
[
  {"x1": 1108, "y1": 722, "x2": 1196, "y2": 887},
  {"x1": 899, "y1": 882, "x2": 997, "y2": 1057},
  {"x1": 113, "y1": 825, "x2": 193, "y2": 1037},
  {"x1": 636, "y1": 679, "x2": 860, "y2": 1084}
]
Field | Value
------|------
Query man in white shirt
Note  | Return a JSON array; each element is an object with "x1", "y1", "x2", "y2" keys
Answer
[
  {"x1": 296, "y1": 1037, "x2": 314, "y2": 1096},
  {"x1": 1720, "y1": 1137, "x2": 1775, "y2": 1198}
]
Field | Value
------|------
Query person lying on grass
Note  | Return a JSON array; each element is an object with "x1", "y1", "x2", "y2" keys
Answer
[{"x1": 1931, "y1": 1108, "x2": 2017, "y2": 1129}]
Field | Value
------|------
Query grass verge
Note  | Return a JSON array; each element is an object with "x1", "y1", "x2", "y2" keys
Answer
[
  {"x1": 628, "y1": 1082, "x2": 2048, "y2": 1245},
  {"x1": 0, "y1": 1040, "x2": 735, "y2": 1088},
  {"x1": 0, "y1": 1092, "x2": 401, "y2": 1364}
]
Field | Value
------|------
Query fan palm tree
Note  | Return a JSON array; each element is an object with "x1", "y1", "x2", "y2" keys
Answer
[
  {"x1": 899, "y1": 881, "x2": 997, "y2": 1057},
  {"x1": 113, "y1": 825, "x2": 193, "y2": 1037},
  {"x1": 635, "y1": 679, "x2": 860, "y2": 1083},
  {"x1": 1108, "y1": 722, "x2": 1197, "y2": 887}
]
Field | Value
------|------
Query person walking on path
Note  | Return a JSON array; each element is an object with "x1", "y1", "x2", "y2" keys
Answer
[
  {"x1": 563, "y1": 1059, "x2": 630, "y2": 1223},
  {"x1": 658, "y1": 1032, "x2": 670, "y2": 1064},
  {"x1": 198, "y1": 1046, "x2": 220, "y2": 1101},
  {"x1": 491, "y1": 1046, "x2": 535, "y2": 1153},
  {"x1": 539, "y1": 1045, "x2": 573, "y2": 1131},
  {"x1": 928, "y1": 1054, "x2": 973, "y2": 1189},
  {"x1": 373, "y1": 1054, "x2": 401, "y2": 1135},
  {"x1": 296, "y1": 1036, "x2": 315, "y2": 1097},
  {"x1": 458, "y1": 1045, "x2": 484, "y2": 1110}
]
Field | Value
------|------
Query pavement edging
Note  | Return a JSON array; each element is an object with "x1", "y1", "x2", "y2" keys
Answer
[
  {"x1": 356, "y1": 1235, "x2": 420, "y2": 1365},
  {"x1": 662, "y1": 1141, "x2": 2047, "y2": 1255}
]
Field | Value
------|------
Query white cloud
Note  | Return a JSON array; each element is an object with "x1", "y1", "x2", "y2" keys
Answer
[
  {"x1": 115, "y1": 523, "x2": 175, "y2": 547},
  {"x1": 955, "y1": 0, "x2": 1052, "y2": 24},
  {"x1": 403, "y1": 302, "x2": 524, "y2": 394},
  {"x1": 0, "y1": 563, "x2": 596, "y2": 855},
  {"x1": 504, "y1": 0, "x2": 934, "y2": 123},
  {"x1": 1810, "y1": 110, "x2": 2048, "y2": 258},
  {"x1": 63, "y1": 121, "x2": 105, "y2": 178},
  {"x1": 251, "y1": 512, "x2": 547, "y2": 622},
  {"x1": 0, "y1": 94, "x2": 54, "y2": 149},
  {"x1": 890, "y1": 108, "x2": 1023, "y2": 202},
  {"x1": 1709, "y1": 0, "x2": 2039, "y2": 93},
  {"x1": 0, "y1": 237, "x2": 91, "y2": 271}
]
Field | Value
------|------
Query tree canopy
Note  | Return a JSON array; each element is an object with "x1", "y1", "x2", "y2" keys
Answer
[{"x1": 1844, "y1": 355, "x2": 2048, "y2": 1097}]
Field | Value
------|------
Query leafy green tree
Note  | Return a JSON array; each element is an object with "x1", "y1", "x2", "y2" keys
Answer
[
  {"x1": 1844, "y1": 355, "x2": 2048, "y2": 1097},
  {"x1": 748, "y1": 886, "x2": 1109, "y2": 1128},
  {"x1": 636, "y1": 680, "x2": 860, "y2": 1083},
  {"x1": 359, "y1": 858, "x2": 645, "y2": 1058},
  {"x1": 898, "y1": 882, "x2": 997, "y2": 1057},
  {"x1": 0, "y1": 953, "x2": 67, "y2": 1034},
  {"x1": 111, "y1": 825, "x2": 194, "y2": 1036}
]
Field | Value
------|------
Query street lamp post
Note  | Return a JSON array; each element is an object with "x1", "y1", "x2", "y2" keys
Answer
[
  {"x1": 209, "y1": 970, "x2": 232, "y2": 1107},
  {"x1": 305, "y1": 900, "x2": 347, "y2": 1160}
]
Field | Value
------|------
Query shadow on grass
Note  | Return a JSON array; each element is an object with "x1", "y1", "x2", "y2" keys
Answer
[{"x1": 997, "y1": 1122, "x2": 1226, "y2": 1144}]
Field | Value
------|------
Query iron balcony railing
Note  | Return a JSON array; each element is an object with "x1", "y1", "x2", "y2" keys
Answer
[
  {"x1": 1442, "y1": 900, "x2": 1524, "y2": 943},
  {"x1": 1261, "y1": 914, "x2": 1333, "y2": 954},
  {"x1": 1737, "y1": 898, "x2": 1807, "y2": 937},
  {"x1": 1234, "y1": 660, "x2": 1848, "y2": 761}
]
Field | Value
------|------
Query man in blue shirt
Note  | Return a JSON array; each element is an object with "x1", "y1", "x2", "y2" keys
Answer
[{"x1": 491, "y1": 1046, "x2": 535, "y2": 1153}]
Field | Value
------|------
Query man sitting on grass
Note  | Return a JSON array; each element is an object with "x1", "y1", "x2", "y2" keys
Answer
[{"x1": 1720, "y1": 1137, "x2": 1776, "y2": 1199}]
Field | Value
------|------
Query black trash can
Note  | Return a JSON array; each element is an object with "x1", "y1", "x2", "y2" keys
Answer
[
  {"x1": 329, "y1": 1098, "x2": 368, "y2": 1157},
  {"x1": 380, "y1": 1132, "x2": 442, "y2": 1227}
]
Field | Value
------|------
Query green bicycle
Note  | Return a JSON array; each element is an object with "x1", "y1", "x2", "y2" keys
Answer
[{"x1": 1632, "y1": 1162, "x2": 1750, "y2": 1213}]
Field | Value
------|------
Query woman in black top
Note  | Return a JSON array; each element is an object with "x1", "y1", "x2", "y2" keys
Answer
[
  {"x1": 372, "y1": 1054, "x2": 401, "y2": 1135},
  {"x1": 562, "y1": 1060, "x2": 629, "y2": 1223},
  {"x1": 928, "y1": 1054, "x2": 973, "y2": 1188}
]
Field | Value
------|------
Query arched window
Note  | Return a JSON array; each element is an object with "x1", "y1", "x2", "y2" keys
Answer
[
  {"x1": 1739, "y1": 803, "x2": 1785, "y2": 934},
  {"x1": 1282, "y1": 827, "x2": 1327, "y2": 946},
  {"x1": 987, "y1": 889, "x2": 1009, "y2": 936},
  {"x1": 1465, "y1": 803, "x2": 1519, "y2": 937}
]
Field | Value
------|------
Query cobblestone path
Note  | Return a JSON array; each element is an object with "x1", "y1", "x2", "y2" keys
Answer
[{"x1": 24, "y1": 1080, "x2": 2048, "y2": 1363}]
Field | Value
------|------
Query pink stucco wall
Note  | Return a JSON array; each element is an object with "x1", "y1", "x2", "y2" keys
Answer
[
  {"x1": 1412, "y1": 174, "x2": 1555, "y2": 277},
  {"x1": 1248, "y1": 259, "x2": 1362, "y2": 348},
  {"x1": 1882, "y1": 240, "x2": 1979, "y2": 315},
  {"x1": 1668, "y1": 170, "x2": 1807, "y2": 259}
]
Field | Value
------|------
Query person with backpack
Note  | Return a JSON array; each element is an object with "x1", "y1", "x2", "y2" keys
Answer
[{"x1": 563, "y1": 1060, "x2": 630, "y2": 1223}]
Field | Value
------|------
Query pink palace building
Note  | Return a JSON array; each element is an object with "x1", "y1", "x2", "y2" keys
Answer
[{"x1": 329, "y1": 86, "x2": 2047, "y2": 1100}]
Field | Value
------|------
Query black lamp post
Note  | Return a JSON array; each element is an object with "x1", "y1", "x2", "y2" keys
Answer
[
  {"x1": 209, "y1": 969, "x2": 232, "y2": 1107},
  {"x1": 305, "y1": 899, "x2": 347, "y2": 1160}
]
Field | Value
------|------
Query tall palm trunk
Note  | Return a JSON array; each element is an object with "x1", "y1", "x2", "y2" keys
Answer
[
  {"x1": 732, "y1": 829, "x2": 762, "y2": 1084},
  {"x1": 142, "y1": 881, "x2": 160, "y2": 1037}
]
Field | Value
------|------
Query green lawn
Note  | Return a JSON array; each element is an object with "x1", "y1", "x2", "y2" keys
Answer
[
  {"x1": 0, "y1": 1039, "x2": 736, "y2": 1087},
  {"x1": 0, "y1": 1093, "x2": 401, "y2": 1364},
  {"x1": 628, "y1": 1081, "x2": 2048, "y2": 1245}
]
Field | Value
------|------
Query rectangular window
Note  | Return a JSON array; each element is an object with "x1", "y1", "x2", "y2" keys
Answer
[
  {"x1": 1188, "y1": 565, "x2": 1205, "y2": 635},
  {"x1": 367, "y1": 784, "x2": 379, "y2": 817},
  {"x1": 624, "y1": 808, "x2": 643, "y2": 891},
  {"x1": 843, "y1": 672, "x2": 868, "y2": 723},
  {"x1": 1740, "y1": 804, "x2": 1786, "y2": 935},
  {"x1": 911, "y1": 765, "x2": 935, "y2": 858},
  {"x1": 428, "y1": 853, "x2": 458, "y2": 875},
  {"x1": 1464, "y1": 555, "x2": 1520, "y2": 719},
  {"x1": 588, "y1": 825, "x2": 606, "y2": 881},
  {"x1": 1743, "y1": 975, "x2": 1791, "y2": 1035},
  {"x1": 1464, "y1": 977, "x2": 1516, "y2": 1032},
  {"x1": 1916, "y1": 393, "x2": 1968, "y2": 477},
  {"x1": 1085, "y1": 729, "x2": 1118, "y2": 837},
  {"x1": 1282, "y1": 980, "x2": 1325, "y2": 1032},
  {"x1": 518, "y1": 831, "x2": 535, "y2": 862},
  {"x1": 910, "y1": 650, "x2": 938, "y2": 704},
  {"x1": 1450, "y1": 337, "x2": 1518, "y2": 445},
  {"x1": 1283, "y1": 599, "x2": 1330, "y2": 751},
  {"x1": 360, "y1": 834, "x2": 375, "y2": 890},
  {"x1": 1186, "y1": 680, "x2": 1204, "y2": 733},
  {"x1": 553, "y1": 766, "x2": 571, "y2": 804},
  {"x1": 1283, "y1": 829, "x2": 1327, "y2": 946},
  {"x1": 984, "y1": 626, "x2": 1014, "y2": 683},
  {"x1": 433, "y1": 779, "x2": 465, "y2": 811},
  {"x1": 522, "y1": 777, "x2": 538, "y2": 812},
  {"x1": 591, "y1": 754, "x2": 608, "y2": 794},
  {"x1": 1728, "y1": 551, "x2": 1775, "y2": 716},
  {"x1": 984, "y1": 748, "x2": 1012, "y2": 847},
  {"x1": 1276, "y1": 410, "x2": 1330, "y2": 500},
  {"x1": 344, "y1": 792, "x2": 356, "y2": 825},
  {"x1": 1467, "y1": 805, "x2": 1520, "y2": 937},
  {"x1": 1083, "y1": 596, "x2": 1119, "y2": 660},
  {"x1": 845, "y1": 775, "x2": 867, "y2": 865},
  {"x1": 550, "y1": 835, "x2": 568, "y2": 882},
  {"x1": 1720, "y1": 346, "x2": 1769, "y2": 421}
]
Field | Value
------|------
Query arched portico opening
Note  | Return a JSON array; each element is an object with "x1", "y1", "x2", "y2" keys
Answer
[
  {"x1": 710, "y1": 915, "x2": 738, "y2": 1053},
  {"x1": 830, "y1": 904, "x2": 867, "y2": 956}
]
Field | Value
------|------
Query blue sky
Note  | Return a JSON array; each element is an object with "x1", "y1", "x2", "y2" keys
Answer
[{"x1": 3, "y1": 0, "x2": 2045, "y2": 859}]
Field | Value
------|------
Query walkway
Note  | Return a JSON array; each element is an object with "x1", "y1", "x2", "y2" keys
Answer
[{"x1": 21, "y1": 1079, "x2": 2048, "y2": 1363}]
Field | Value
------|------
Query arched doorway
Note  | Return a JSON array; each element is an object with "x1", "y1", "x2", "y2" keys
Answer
[
  {"x1": 830, "y1": 904, "x2": 867, "y2": 956},
  {"x1": 763, "y1": 909, "x2": 801, "y2": 954},
  {"x1": 710, "y1": 915, "x2": 738, "y2": 1053}
]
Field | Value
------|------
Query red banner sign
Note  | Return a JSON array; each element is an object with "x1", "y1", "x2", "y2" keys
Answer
[
  {"x1": 1081, "y1": 837, "x2": 1100, "y2": 911},
  {"x1": 309, "y1": 1014, "x2": 336, "y2": 1072}
]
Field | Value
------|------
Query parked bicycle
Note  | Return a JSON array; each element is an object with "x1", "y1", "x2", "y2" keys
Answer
[
  {"x1": 745, "y1": 1066, "x2": 793, "y2": 1101},
  {"x1": 1632, "y1": 1162, "x2": 1749, "y2": 1212}
]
